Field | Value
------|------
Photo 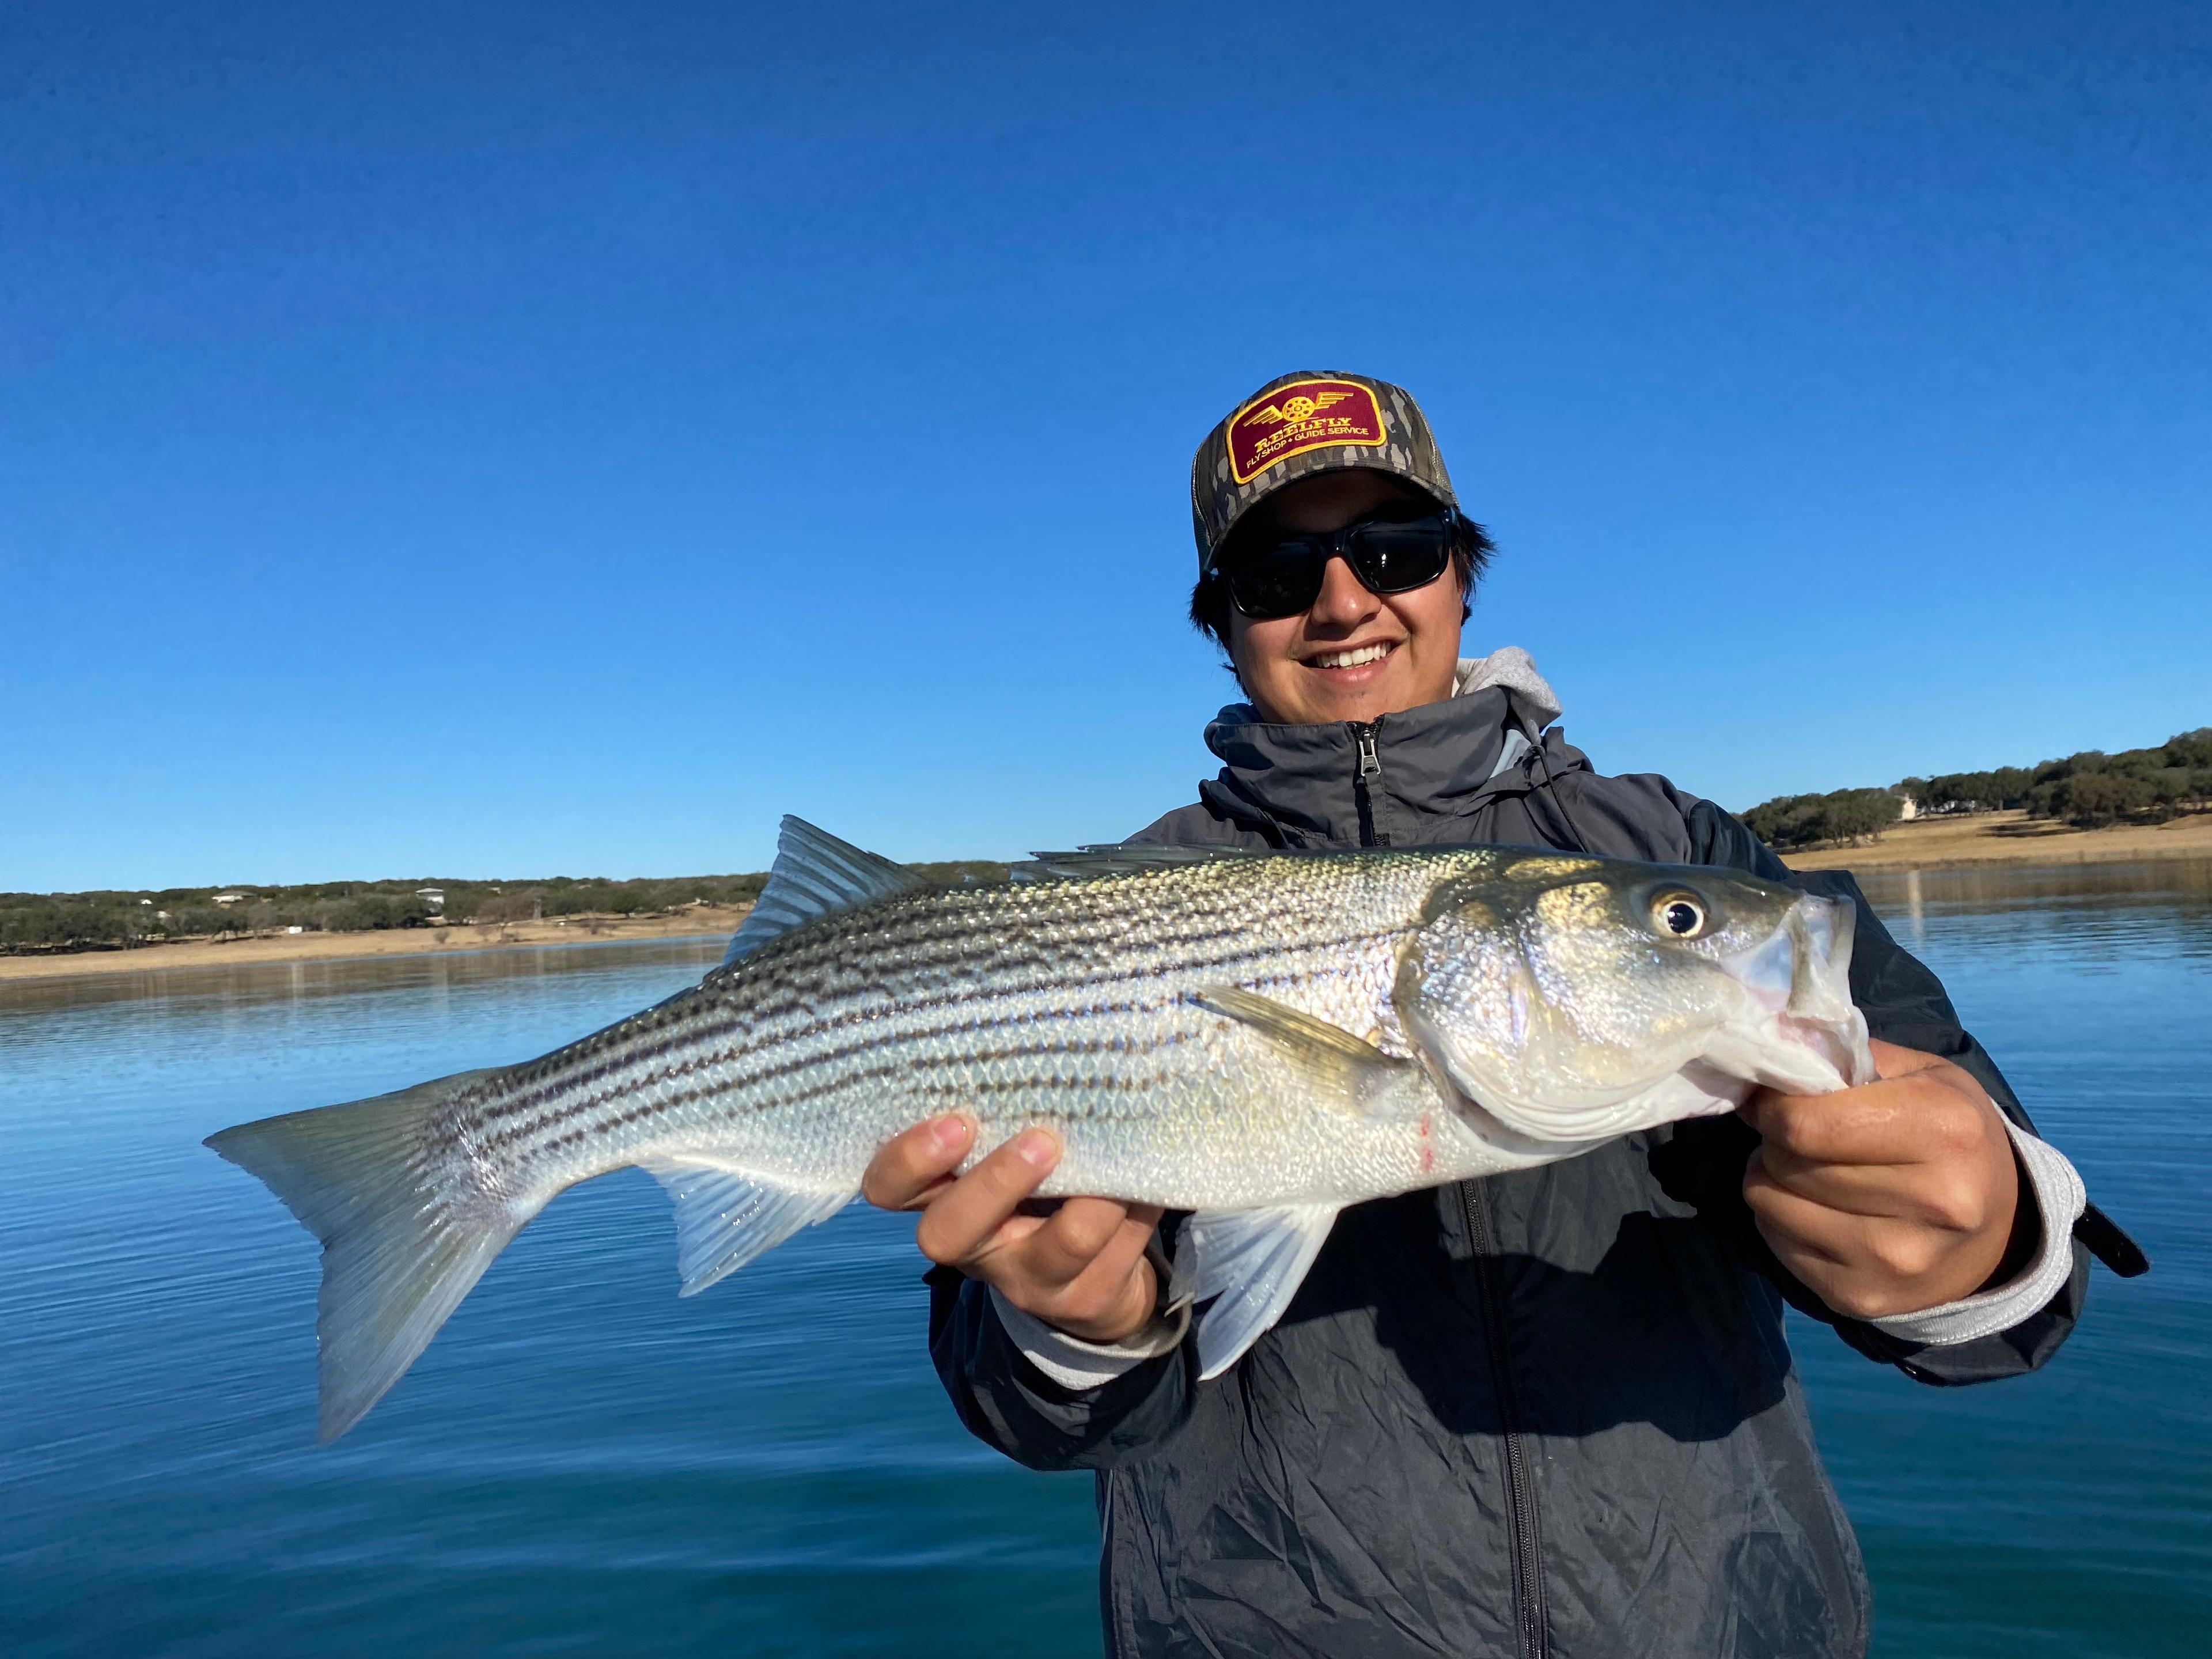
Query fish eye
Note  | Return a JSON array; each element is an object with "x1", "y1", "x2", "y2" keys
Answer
[{"x1": 1651, "y1": 891, "x2": 1707, "y2": 939}]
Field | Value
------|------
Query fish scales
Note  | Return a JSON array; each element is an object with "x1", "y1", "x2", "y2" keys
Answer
[{"x1": 433, "y1": 850, "x2": 1491, "y2": 1215}]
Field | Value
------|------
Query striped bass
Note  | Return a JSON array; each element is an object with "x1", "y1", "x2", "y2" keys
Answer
[{"x1": 208, "y1": 818, "x2": 1873, "y2": 1440}]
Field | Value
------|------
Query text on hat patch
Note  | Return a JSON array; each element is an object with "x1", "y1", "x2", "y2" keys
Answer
[{"x1": 1226, "y1": 378, "x2": 1388, "y2": 484}]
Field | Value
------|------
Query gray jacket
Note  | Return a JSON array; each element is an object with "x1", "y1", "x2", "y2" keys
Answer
[{"x1": 927, "y1": 654, "x2": 2141, "y2": 1659}]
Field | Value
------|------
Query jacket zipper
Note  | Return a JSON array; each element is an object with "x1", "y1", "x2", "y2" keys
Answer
[
  {"x1": 1460, "y1": 1179, "x2": 1548, "y2": 1659},
  {"x1": 1355, "y1": 714, "x2": 1537, "y2": 1653},
  {"x1": 1351, "y1": 722, "x2": 1385, "y2": 846}
]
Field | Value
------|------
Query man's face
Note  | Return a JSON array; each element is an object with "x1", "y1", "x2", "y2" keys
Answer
[{"x1": 1225, "y1": 471, "x2": 1467, "y2": 726}]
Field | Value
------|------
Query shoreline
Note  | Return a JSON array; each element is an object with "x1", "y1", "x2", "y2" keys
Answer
[
  {"x1": 6, "y1": 812, "x2": 2206, "y2": 987},
  {"x1": 0, "y1": 906, "x2": 752, "y2": 986},
  {"x1": 1778, "y1": 808, "x2": 2212, "y2": 872}
]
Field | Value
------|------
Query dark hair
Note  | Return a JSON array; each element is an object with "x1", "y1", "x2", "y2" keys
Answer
[{"x1": 1187, "y1": 514, "x2": 1496, "y2": 652}]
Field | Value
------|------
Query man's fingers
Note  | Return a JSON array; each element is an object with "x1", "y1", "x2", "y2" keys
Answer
[
  {"x1": 1866, "y1": 1036, "x2": 1943, "y2": 1081},
  {"x1": 1023, "y1": 1199, "x2": 1162, "y2": 1288},
  {"x1": 868, "y1": 1119, "x2": 1165, "y2": 1344},
  {"x1": 1743, "y1": 1084, "x2": 1927, "y2": 1167},
  {"x1": 1741, "y1": 1043, "x2": 2024, "y2": 1316},
  {"x1": 1756, "y1": 1142, "x2": 2002, "y2": 1232},
  {"x1": 1745, "y1": 1150, "x2": 1994, "y2": 1317},
  {"x1": 861, "y1": 1114, "x2": 976, "y2": 1211},
  {"x1": 1744, "y1": 1152, "x2": 1867, "y2": 1267},
  {"x1": 911, "y1": 1128, "x2": 1060, "y2": 1266},
  {"x1": 1016, "y1": 1196, "x2": 1133, "y2": 1281},
  {"x1": 1014, "y1": 1202, "x2": 1168, "y2": 1337},
  {"x1": 1052, "y1": 1245, "x2": 1157, "y2": 1334}
]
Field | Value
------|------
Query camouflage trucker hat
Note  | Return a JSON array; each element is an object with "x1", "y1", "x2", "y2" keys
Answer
[{"x1": 1190, "y1": 370, "x2": 1457, "y2": 575}]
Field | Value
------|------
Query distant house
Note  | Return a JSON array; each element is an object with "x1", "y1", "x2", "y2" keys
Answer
[
  {"x1": 415, "y1": 888, "x2": 446, "y2": 912},
  {"x1": 211, "y1": 892, "x2": 251, "y2": 906}
]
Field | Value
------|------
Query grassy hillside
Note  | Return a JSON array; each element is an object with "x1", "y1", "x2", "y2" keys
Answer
[{"x1": 1742, "y1": 727, "x2": 2211, "y2": 851}]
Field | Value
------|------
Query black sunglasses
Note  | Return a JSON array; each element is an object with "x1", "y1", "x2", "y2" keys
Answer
[{"x1": 1221, "y1": 508, "x2": 1464, "y2": 621}]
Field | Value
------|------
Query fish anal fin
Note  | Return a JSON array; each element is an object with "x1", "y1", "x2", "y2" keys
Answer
[
  {"x1": 1196, "y1": 986, "x2": 1413, "y2": 1114},
  {"x1": 1169, "y1": 1204, "x2": 1342, "y2": 1380},
  {"x1": 722, "y1": 817, "x2": 930, "y2": 965},
  {"x1": 638, "y1": 1157, "x2": 854, "y2": 1295}
]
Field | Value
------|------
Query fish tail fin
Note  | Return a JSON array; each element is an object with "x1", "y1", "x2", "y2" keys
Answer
[{"x1": 205, "y1": 1068, "x2": 532, "y2": 1442}]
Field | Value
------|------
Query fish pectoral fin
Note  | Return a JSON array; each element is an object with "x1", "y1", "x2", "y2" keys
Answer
[
  {"x1": 721, "y1": 817, "x2": 931, "y2": 966},
  {"x1": 637, "y1": 1158, "x2": 855, "y2": 1296},
  {"x1": 1169, "y1": 1204, "x2": 1342, "y2": 1380},
  {"x1": 1196, "y1": 986, "x2": 1413, "y2": 1114}
]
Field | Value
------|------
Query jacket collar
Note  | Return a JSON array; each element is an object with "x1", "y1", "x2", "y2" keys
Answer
[{"x1": 1197, "y1": 647, "x2": 1569, "y2": 848}]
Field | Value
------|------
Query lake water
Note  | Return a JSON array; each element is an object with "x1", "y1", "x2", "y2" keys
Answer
[{"x1": 2, "y1": 862, "x2": 2206, "y2": 1657}]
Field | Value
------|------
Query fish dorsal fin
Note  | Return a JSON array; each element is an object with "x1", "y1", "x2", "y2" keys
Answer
[
  {"x1": 1170, "y1": 1203, "x2": 1343, "y2": 1379},
  {"x1": 724, "y1": 817, "x2": 930, "y2": 964},
  {"x1": 1195, "y1": 986, "x2": 1416, "y2": 1115},
  {"x1": 1012, "y1": 843, "x2": 1263, "y2": 883}
]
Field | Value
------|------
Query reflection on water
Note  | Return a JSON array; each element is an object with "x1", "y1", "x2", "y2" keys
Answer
[
  {"x1": 1858, "y1": 858, "x2": 2212, "y2": 965},
  {"x1": 0, "y1": 869, "x2": 2206, "y2": 1658},
  {"x1": 0, "y1": 933, "x2": 736, "y2": 1029}
]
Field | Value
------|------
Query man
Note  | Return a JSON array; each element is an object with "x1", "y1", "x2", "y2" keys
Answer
[{"x1": 862, "y1": 372, "x2": 2144, "y2": 1658}]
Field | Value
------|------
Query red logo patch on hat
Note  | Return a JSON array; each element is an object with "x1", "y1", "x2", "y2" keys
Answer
[{"x1": 1226, "y1": 378, "x2": 1388, "y2": 485}]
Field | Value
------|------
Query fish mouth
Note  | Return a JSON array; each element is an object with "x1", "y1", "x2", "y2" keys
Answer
[
  {"x1": 1717, "y1": 894, "x2": 1855, "y2": 1017},
  {"x1": 1715, "y1": 892, "x2": 1872, "y2": 1088}
]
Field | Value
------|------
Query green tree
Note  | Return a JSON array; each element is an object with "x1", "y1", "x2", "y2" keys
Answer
[{"x1": 2056, "y1": 771, "x2": 2156, "y2": 825}]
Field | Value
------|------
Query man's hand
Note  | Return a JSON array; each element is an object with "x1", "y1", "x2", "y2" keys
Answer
[
  {"x1": 862, "y1": 1114, "x2": 1165, "y2": 1346},
  {"x1": 1741, "y1": 1038, "x2": 2027, "y2": 1319}
]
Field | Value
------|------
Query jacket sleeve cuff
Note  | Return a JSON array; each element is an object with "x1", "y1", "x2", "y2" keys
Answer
[
  {"x1": 1867, "y1": 1115, "x2": 2087, "y2": 1347},
  {"x1": 987, "y1": 1226, "x2": 1190, "y2": 1392},
  {"x1": 988, "y1": 1287, "x2": 1192, "y2": 1391}
]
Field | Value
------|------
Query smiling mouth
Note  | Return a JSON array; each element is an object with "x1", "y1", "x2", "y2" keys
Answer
[{"x1": 1304, "y1": 642, "x2": 1397, "y2": 670}]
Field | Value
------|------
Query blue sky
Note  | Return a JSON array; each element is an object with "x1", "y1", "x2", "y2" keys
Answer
[{"x1": 5, "y1": 2, "x2": 2206, "y2": 891}]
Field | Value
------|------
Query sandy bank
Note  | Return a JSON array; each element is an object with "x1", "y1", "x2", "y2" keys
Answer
[
  {"x1": 0, "y1": 906, "x2": 754, "y2": 986},
  {"x1": 1781, "y1": 808, "x2": 2212, "y2": 872},
  {"x1": 9, "y1": 813, "x2": 2207, "y2": 986}
]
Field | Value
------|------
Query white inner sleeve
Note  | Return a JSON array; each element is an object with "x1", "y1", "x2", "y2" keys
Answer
[
  {"x1": 1867, "y1": 1116, "x2": 2087, "y2": 1347},
  {"x1": 993, "y1": 1287, "x2": 1190, "y2": 1392}
]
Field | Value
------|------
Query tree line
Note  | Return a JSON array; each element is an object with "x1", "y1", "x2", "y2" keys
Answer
[
  {"x1": 1738, "y1": 789, "x2": 1904, "y2": 852},
  {"x1": 0, "y1": 859, "x2": 1011, "y2": 956},
  {"x1": 1742, "y1": 727, "x2": 2212, "y2": 851}
]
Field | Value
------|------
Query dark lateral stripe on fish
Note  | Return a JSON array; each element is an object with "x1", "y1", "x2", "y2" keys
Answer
[
  {"x1": 500, "y1": 1040, "x2": 1199, "y2": 1165},
  {"x1": 463, "y1": 946, "x2": 1364, "y2": 1153},
  {"x1": 469, "y1": 982, "x2": 1309, "y2": 1150},
  {"x1": 471, "y1": 1010, "x2": 1205, "y2": 1158},
  {"x1": 447, "y1": 880, "x2": 1400, "y2": 1153},
  {"x1": 466, "y1": 1009, "x2": 1220, "y2": 1159},
  {"x1": 464, "y1": 929, "x2": 1392, "y2": 1142}
]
